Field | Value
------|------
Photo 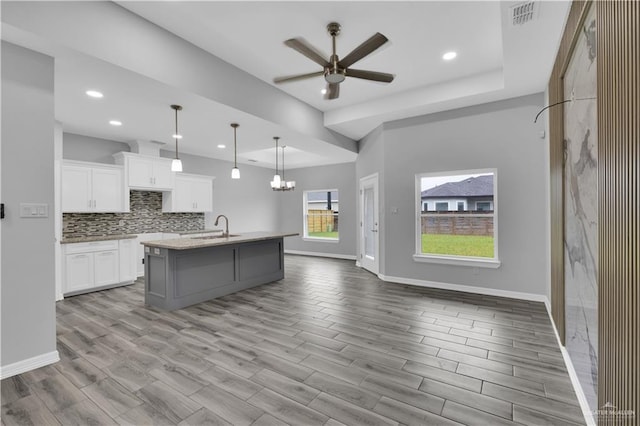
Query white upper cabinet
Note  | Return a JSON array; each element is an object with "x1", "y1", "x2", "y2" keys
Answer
[
  {"x1": 62, "y1": 162, "x2": 124, "y2": 212},
  {"x1": 162, "y1": 173, "x2": 213, "y2": 212},
  {"x1": 116, "y1": 153, "x2": 174, "y2": 190}
]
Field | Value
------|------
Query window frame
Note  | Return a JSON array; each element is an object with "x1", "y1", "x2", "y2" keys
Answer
[
  {"x1": 414, "y1": 168, "x2": 500, "y2": 268},
  {"x1": 303, "y1": 189, "x2": 340, "y2": 243}
]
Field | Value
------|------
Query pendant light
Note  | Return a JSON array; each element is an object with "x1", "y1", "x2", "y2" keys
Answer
[
  {"x1": 270, "y1": 137, "x2": 281, "y2": 188},
  {"x1": 170, "y1": 104, "x2": 183, "y2": 172},
  {"x1": 270, "y1": 137, "x2": 295, "y2": 191},
  {"x1": 230, "y1": 123, "x2": 240, "y2": 179}
]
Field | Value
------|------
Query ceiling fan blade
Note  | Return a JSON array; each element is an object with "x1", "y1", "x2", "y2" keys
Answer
[
  {"x1": 345, "y1": 68, "x2": 394, "y2": 83},
  {"x1": 339, "y1": 32, "x2": 389, "y2": 68},
  {"x1": 324, "y1": 83, "x2": 340, "y2": 100},
  {"x1": 284, "y1": 38, "x2": 330, "y2": 68},
  {"x1": 273, "y1": 71, "x2": 324, "y2": 84}
]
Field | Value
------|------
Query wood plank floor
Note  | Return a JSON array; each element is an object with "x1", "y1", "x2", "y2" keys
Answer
[{"x1": 1, "y1": 255, "x2": 585, "y2": 425}]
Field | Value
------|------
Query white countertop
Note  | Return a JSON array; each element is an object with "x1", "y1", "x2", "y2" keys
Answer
[{"x1": 141, "y1": 231, "x2": 299, "y2": 250}]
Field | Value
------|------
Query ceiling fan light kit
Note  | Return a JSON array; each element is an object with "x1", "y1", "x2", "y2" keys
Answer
[{"x1": 274, "y1": 22, "x2": 394, "y2": 100}]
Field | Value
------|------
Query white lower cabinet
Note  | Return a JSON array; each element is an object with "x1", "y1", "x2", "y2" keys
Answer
[
  {"x1": 119, "y1": 239, "x2": 137, "y2": 283},
  {"x1": 62, "y1": 239, "x2": 135, "y2": 296},
  {"x1": 64, "y1": 253, "x2": 94, "y2": 293},
  {"x1": 93, "y1": 250, "x2": 120, "y2": 287}
]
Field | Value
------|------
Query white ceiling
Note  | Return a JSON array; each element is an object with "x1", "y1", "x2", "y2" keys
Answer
[{"x1": 4, "y1": 1, "x2": 571, "y2": 169}]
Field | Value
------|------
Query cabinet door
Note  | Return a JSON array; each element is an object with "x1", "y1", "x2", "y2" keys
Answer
[
  {"x1": 92, "y1": 168, "x2": 123, "y2": 212},
  {"x1": 173, "y1": 176, "x2": 194, "y2": 212},
  {"x1": 128, "y1": 157, "x2": 155, "y2": 188},
  {"x1": 62, "y1": 165, "x2": 92, "y2": 212},
  {"x1": 191, "y1": 178, "x2": 213, "y2": 212},
  {"x1": 65, "y1": 253, "x2": 94, "y2": 293},
  {"x1": 119, "y1": 240, "x2": 137, "y2": 283},
  {"x1": 94, "y1": 251, "x2": 120, "y2": 286},
  {"x1": 152, "y1": 160, "x2": 173, "y2": 190}
]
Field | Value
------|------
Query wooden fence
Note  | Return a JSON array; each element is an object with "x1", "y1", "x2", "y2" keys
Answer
[
  {"x1": 307, "y1": 210, "x2": 338, "y2": 233},
  {"x1": 421, "y1": 212, "x2": 493, "y2": 236}
]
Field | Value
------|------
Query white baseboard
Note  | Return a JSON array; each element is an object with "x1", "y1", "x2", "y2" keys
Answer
[
  {"x1": 284, "y1": 250, "x2": 357, "y2": 261},
  {"x1": 377, "y1": 274, "x2": 548, "y2": 303},
  {"x1": 544, "y1": 303, "x2": 596, "y2": 426},
  {"x1": 0, "y1": 350, "x2": 60, "y2": 380}
]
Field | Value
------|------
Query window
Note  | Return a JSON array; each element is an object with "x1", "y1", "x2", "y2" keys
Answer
[
  {"x1": 303, "y1": 190, "x2": 339, "y2": 241},
  {"x1": 477, "y1": 201, "x2": 491, "y2": 211},
  {"x1": 415, "y1": 169, "x2": 499, "y2": 268}
]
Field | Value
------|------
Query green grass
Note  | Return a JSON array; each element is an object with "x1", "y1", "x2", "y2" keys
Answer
[
  {"x1": 308, "y1": 231, "x2": 339, "y2": 239},
  {"x1": 422, "y1": 234, "x2": 494, "y2": 258}
]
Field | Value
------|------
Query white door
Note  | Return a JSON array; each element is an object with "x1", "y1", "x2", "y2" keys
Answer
[
  {"x1": 173, "y1": 175, "x2": 194, "y2": 211},
  {"x1": 119, "y1": 239, "x2": 137, "y2": 282},
  {"x1": 94, "y1": 250, "x2": 119, "y2": 286},
  {"x1": 128, "y1": 157, "x2": 155, "y2": 188},
  {"x1": 61, "y1": 165, "x2": 92, "y2": 212},
  {"x1": 191, "y1": 177, "x2": 213, "y2": 212},
  {"x1": 151, "y1": 160, "x2": 174, "y2": 190},
  {"x1": 65, "y1": 253, "x2": 94, "y2": 293},
  {"x1": 92, "y1": 167, "x2": 123, "y2": 212},
  {"x1": 360, "y1": 174, "x2": 379, "y2": 274}
]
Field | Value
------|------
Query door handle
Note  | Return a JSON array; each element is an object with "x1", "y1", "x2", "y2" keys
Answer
[{"x1": 371, "y1": 229, "x2": 378, "y2": 232}]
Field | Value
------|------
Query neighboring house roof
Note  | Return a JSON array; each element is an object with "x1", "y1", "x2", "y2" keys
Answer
[
  {"x1": 421, "y1": 175, "x2": 493, "y2": 198},
  {"x1": 307, "y1": 191, "x2": 338, "y2": 202}
]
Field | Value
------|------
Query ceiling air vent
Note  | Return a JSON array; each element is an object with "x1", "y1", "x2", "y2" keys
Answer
[{"x1": 510, "y1": 1, "x2": 537, "y2": 26}]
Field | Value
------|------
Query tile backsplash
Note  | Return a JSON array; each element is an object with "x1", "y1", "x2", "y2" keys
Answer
[{"x1": 63, "y1": 191, "x2": 204, "y2": 238}]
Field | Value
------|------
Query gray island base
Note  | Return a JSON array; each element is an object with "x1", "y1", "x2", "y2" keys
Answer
[{"x1": 142, "y1": 232, "x2": 298, "y2": 310}]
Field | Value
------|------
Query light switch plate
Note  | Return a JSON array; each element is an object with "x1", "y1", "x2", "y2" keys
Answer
[{"x1": 19, "y1": 203, "x2": 48, "y2": 218}]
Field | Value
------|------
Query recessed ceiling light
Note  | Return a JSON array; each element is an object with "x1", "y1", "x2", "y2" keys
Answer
[
  {"x1": 321, "y1": 88, "x2": 327, "y2": 95},
  {"x1": 109, "y1": 120, "x2": 122, "y2": 126},
  {"x1": 172, "y1": 134, "x2": 183, "y2": 139},
  {"x1": 217, "y1": 144, "x2": 226, "y2": 149},
  {"x1": 442, "y1": 51, "x2": 457, "y2": 61},
  {"x1": 85, "y1": 90, "x2": 103, "y2": 98}
]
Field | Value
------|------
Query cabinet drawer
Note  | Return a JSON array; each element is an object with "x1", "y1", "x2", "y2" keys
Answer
[{"x1": 64, "y1": 240, "x2": 119, "y2": 254}]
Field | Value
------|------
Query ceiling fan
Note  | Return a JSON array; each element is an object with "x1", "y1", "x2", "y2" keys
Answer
[{"x1": 273, "y1": 22, "x2": 394, "y2": 100}]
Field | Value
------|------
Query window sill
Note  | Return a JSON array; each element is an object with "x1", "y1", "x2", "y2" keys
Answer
[
  {"x1": 303, "y1": 237, "x2": 340, "y2": 243},
  {"x1": 412, "y1": 254, "x2": 501, "y2": 268}
]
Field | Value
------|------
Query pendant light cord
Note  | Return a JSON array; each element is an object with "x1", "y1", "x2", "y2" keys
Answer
[
  {"x1": 175, "y1": 107, "x2": 178, "y2": 158},
  {"x1": 274, "y1": 137, "x2": 279, "y2": 176}
]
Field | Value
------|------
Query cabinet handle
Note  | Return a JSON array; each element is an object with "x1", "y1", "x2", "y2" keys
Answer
[{"x1": 88, "y1": 200, "x2": 92, "y2": 208}]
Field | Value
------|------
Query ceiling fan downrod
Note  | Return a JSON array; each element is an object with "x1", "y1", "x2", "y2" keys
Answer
[{"x1": 326, "y1": 22, "x2": 345, "y2": 84}]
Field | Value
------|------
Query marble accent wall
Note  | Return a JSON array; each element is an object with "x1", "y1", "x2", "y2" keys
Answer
[
  {"x1": 63, "y1": 190, "x2": 204, "y2": 238},
  {"x1": 563, "y1": 5, "x2": 598, "y2": 413}
]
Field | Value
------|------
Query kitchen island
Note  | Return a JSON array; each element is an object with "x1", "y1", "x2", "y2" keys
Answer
[{"x1": 142, "y1": 232, "x2": 297, "y2": 310}]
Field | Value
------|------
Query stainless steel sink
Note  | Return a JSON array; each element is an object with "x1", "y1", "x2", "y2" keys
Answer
[{"x1": 191, "y1": 234, "x2": 240, "y2": 240}]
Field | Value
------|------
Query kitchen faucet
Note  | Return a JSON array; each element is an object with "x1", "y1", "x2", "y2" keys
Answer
[{"x1": 214, "y1": 214, "x2": 229, "y2": 237}]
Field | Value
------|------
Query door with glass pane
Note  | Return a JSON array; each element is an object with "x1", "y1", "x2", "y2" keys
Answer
[{"x1": 360, "y1": 174, "x2": 379, "y2": 274}]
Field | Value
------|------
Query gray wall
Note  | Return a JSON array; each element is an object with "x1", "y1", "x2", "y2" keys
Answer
[
  {"x1": 357, "y1": 93, "x2": 549, "y2": 296},
  {"x1": 63, "y1": 133, "x2": 130, "y2": 164},
  {"x1": 1, "y1": 43, "x2": 57, "y2": 369},
  {"x1": 356, "y1": 126, "x2": 386, "y2": 272},
  {"x1": 279, "y1": 162, "x2": 357, "y2": 258},
  {"x1": 159, "y1": 150, "x2": 280, "y2": 233},
  {"x1": 62, "y1": 133, "x2": 280, "y2": 234}
]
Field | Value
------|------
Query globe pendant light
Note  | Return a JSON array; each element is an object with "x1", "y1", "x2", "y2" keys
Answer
[
  {"x1": 170, "y1": 104, "x2": 183, "y2": 172},
  {"x1": 230, "y1": 123, "x2": 240, "y2": 179}
]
